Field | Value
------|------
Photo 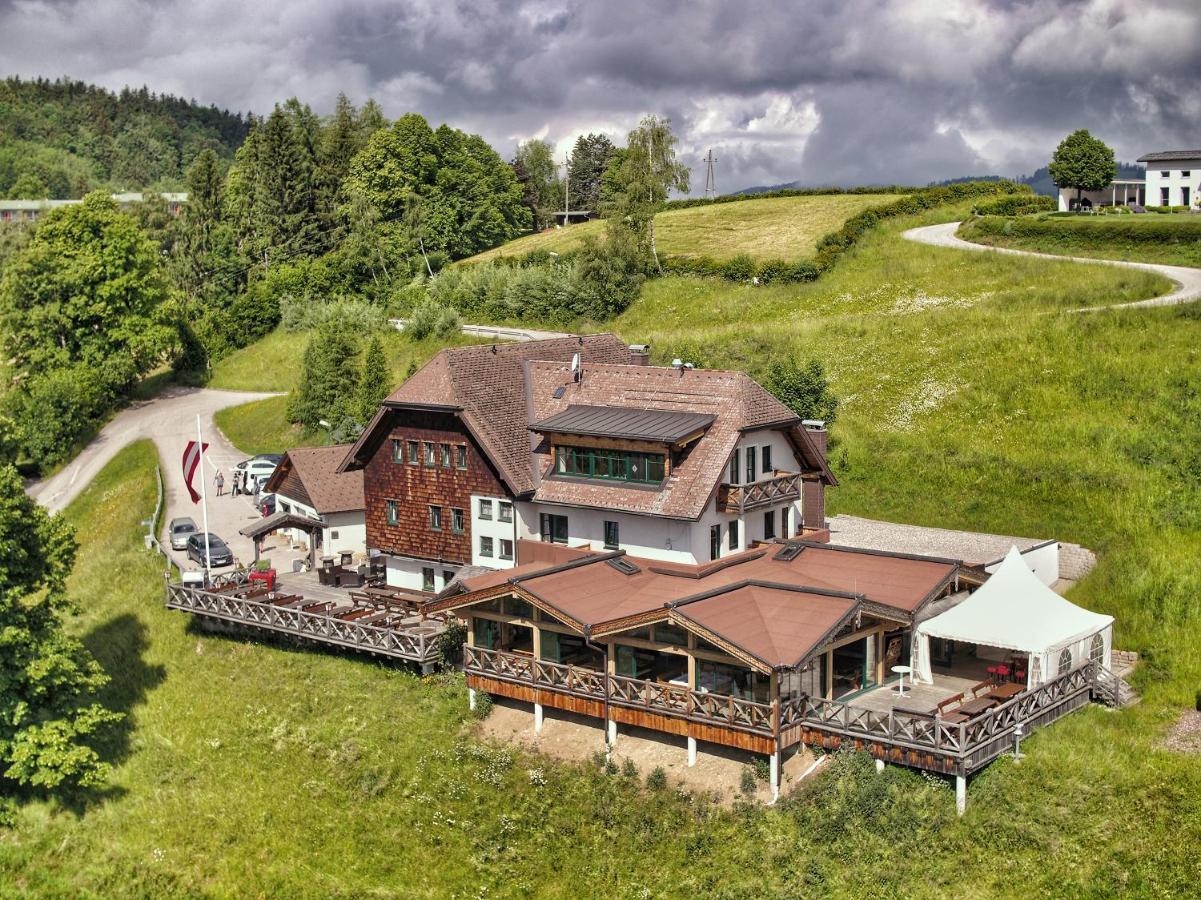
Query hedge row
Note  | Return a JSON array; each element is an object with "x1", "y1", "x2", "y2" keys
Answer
[
  {"x1": 972, "y1": 195, "x2": 1056, "y2": 216},
  {"x1": 660, "y1": 184, "x2": 917, "y2": 212},
  {"x1": 963, "y1": 214, "x2": 1201, "y2": 245},
  {"x1": 475, "y1": 180, "x2": 1031, "y2": 286}
]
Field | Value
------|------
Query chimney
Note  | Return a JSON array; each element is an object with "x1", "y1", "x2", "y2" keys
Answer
[
  {"x1": 801, "y1": 419, "x2": 828, "y2": 459},
  {"x1": 628, "y1": 344, "x2": 650, "y2": 366},
  {"x1": 801, "y1": 420, "x2": 828, "y2": 534}
]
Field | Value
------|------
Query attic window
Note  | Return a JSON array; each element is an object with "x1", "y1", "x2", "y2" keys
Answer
[
  {"x1": 773, "y1": 543, "x2": 804, "y2": 562},
  {"x1": 553, "y1": 386, "x2": 566, "y2": 399},
  {"x1": 606, "y1": 557, "x2": 641, "y2": 576}
]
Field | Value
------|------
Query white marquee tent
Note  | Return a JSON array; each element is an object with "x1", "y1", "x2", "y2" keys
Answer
[{"x1": 913, "y1": 546, "x2": 1114, "y2": 687}]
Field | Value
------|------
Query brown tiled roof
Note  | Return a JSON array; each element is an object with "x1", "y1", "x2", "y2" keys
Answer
[
  {"x1": 435, "y1": 542, "x2": 959, "y2": 652},
  {"x1": 343, "y1": 334, "x2": 632, "y2": 491},
  {"x1": 672, "y1": 584, "x2": 859, "y2": 668},
  {"x1": 267, "y1": 445, "x2": 364, "y2": 513},
  {"x1": 526, "y1": 361, "x2": 821, "y2": 519}
]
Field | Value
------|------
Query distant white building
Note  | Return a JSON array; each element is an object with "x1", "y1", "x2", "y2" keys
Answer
[
  {"x1": 0, "y1": 192, "x2": 188, "y2": 224},
  {"x1": 1056, "y1": 148, "x2": 1201, "y2": 212},
  {"x1": 1137, "y1": 151, "x2": 1201, "y2": 209}
]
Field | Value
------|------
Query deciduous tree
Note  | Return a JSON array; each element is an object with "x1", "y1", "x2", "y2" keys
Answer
[
  {"x1": 604, "y1": 116, "x2": 689, "y2": 272},
  {"x1": 1048, "y1": 130, "x2": 1117, "y2": 208},
  {"x1": 0, "y1": 463, "x2": 121, "y2": 790},
  {"x1": 764, "y1": 357, "x2": 839, "y2": 426}
]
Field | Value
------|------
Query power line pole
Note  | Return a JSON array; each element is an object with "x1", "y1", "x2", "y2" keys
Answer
[
  {"x1": 703, "y1": 148, "x2": 717, "y2": 199},
  {"x1": 562, "y1": 153, "x2": 570, "y2": 226}
]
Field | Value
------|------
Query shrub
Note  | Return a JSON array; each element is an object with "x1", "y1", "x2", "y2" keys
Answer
[
  {"x1": 752, "y1": 756, "x2": 772, "y2": 783},
  {"x1": 406, "y1": 297, "x2": 461, "y2": 340},
  {"x1": 436, "y1": 621, "x2": 466, "y2": 670},
  {"x1": 8, "y1": 364, "x2": 111, "y2": 468},
  {"x1": 622, "y1": 757, "x2": 638, "y2": 778},
  {"x1": 646, "y1": 766, "x2": 667, "y2": 790},
  {"x1": 279, "y1": 295, "x2": 389, "y2": 334},
  {"x1": 740, "y1": 767, "x2": 758, "y2": 796},
  {"x1": 973, "y1": 195, "x2": 1056, "y2": 216},
  {"x1": 470, "y1": 691, "x2": 493, "y2": 720}
]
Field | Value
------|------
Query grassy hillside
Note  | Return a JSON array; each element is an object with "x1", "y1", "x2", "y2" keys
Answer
[
  {"x1": 210, "y1": 327, "x2": 486, "y2": 455},
  {"x1": 465, "y1": 193, "x2": 898, "y2": 264},
  {"x1": 958, "y1": 214, "x2": 1201, "y2": 267},
  {"x1": 7, "y1": 201, "x2": 1201, "y2": 894}
]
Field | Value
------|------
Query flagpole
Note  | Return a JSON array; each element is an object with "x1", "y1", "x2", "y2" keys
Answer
[{"x1": 196, "y1": 414, "x2": 212, "y2": 580}]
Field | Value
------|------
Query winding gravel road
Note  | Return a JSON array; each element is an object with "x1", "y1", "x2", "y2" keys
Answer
[{"x1": 902, "y1": 221, "x2": 1201, "y2": 311}]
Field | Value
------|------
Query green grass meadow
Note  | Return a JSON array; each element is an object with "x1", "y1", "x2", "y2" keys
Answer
[
  {"x1": 6, "y1": 199, "x2": 1201, "y2": 895},
  {"x1": 958, "y1": 213, "x2": 1201, "y2": 267},
  {"x1": 464, "y1": 193, "x2": 898, "y2": 264}
]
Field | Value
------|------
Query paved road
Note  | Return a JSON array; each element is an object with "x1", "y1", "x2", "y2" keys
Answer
[
  {"x1": 902, "y1": 221, "x2": 1201, "y2": 311},
  {"x1": 390, "y1": 319, "x2": 571, "y2": 341},
  {"x1": 28, "y1": 385, "x2": 282, "y2": 568}
]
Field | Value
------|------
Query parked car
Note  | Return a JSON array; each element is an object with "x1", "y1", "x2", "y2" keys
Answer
[
  {"x1": 258, "y1": 492, "x2": 277, "y2": 516},
  {"x1": 235, "y1": 456, "x2": 279, "y2": 491},
  {"x1": 168, "y1": 517, "x2": 198, "y2": 550},
  {"x1": 186, "y1": 533, "x2": 234, "y2": 567}
]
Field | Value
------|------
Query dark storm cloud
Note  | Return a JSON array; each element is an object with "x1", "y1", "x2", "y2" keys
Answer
[{"x1": 2, "y1": 0, "x2": 1200, "y2": 191}]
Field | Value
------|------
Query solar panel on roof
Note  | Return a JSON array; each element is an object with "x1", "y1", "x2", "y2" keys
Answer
[{"x1": 553, "y1": 386, "x2": 566, "y2": 399}]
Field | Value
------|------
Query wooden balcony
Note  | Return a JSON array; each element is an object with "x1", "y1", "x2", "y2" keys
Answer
[
  {"x1": 780, "y1": 664, "x2": 1097, "y2": 776},
  {"x1": 464, "y1": 645, "x2": 777, "y2": 752},
  {"x1": 467, "y1": 645, "x2": 1103, "y2": 774},
  {"x1": 717, "y1": 470, "x2": 803, "y2": 514},
  {"x1": 164, "y1": 574, "x2": 443, "y2": 666}
]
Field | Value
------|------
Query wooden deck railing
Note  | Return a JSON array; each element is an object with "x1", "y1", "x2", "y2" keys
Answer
[
  {"x1": 465, "y1": 645, "x2": 776, "y2": 735},
  {"x1": 165, "y1": 580, "x2": 440, "y2": 664},
  {"x1": 716, "y1": 471, "x2": 803, "y2": 514},
  {"x1": 782, "y1": 663, "x2": 1098, "y2": 774}
]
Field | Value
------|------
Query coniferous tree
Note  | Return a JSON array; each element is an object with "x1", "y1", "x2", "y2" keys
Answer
[
  {"x1": 567, "y1": 133, "x2": 614, "y2": 214},
  {"x1": 355, "y1": 334, "x2": 391, "y2": 423},
  {"x1": 287, "y1": 319, "x2": 361, "y2": 429}
]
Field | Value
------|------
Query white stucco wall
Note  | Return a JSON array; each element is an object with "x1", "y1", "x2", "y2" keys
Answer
[
  {"x1": 471, "y1": 493, "x2": 520, "y2": 568},
  {"x1": 517, "y1": 502, "x2": 697, "y2": 563},
  {"x1": 385, "y1": 555, "x2": 461, "y2": 592},
  {"x1": 1144, "y1": 161, "x2": 1201, "y2": 208},
  {"x1": 274, "y1": 492, "x2": 366, "y2": 558}
]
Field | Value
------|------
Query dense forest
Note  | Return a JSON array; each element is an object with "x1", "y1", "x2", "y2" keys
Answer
[
  {"x1": 0, "y1": 77, "x2": 250, "y2": 198},
  {"x1": 0, "y1": 78, "x2": 668, "y2": 470}
]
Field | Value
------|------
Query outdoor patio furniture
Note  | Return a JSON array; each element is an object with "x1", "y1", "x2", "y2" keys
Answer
[
  {"x1": 986, "y1": 664, "x2": 1011, "y2": 683},
  {"x1": 935, "y1": 692, "x2": 965, "y2": 717},
  {"x1": 988, "y1": 682, "x2": 1024, "y2": 701},
  {"x1": 956, "y1": 696, "x2": 1000, "y2": 717}
]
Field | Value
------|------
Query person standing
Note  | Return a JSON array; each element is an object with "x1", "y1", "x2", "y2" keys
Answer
[
  {"x1": 215, "y1": 470, "x2": 225, "y2": 496},
  {"x1": 232, "y1": 470, "x2": 242, "y2": 497}
]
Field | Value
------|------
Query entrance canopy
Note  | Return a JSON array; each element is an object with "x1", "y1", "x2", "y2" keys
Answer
[{"x1": 913, "y1": 547, "x2": 1113, "y2": 686}]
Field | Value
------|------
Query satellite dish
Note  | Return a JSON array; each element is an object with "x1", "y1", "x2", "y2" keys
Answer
[{"x1": 571, "y1": 352, "x2": 580, "y2": 372}]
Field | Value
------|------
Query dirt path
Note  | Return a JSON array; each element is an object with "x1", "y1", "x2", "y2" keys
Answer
[
  {"x1": 27, "y1": 385, "x2": 281, "y2": 565},
  {"x1": 902, "y1": 221, "x2": 1201, "y2": 311}
]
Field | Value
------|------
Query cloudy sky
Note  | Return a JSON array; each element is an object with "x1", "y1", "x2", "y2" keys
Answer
[{"x1": 3, "y1": 0, "x2": 1200, "y2": 192}]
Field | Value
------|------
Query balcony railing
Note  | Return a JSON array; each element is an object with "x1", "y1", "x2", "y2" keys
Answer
[
  {"x1": 781, "y1": 663, "x2": 1098, "y2": 774},
  {"x1": 465, "y1": 645, "x2": 776, "y2": 736},
  {"x1": 165, "y1": 579, "x2": 441, "y2": 664},
  {"x1": 717, "y1": 470, "x2": 803, "y2": 514}
]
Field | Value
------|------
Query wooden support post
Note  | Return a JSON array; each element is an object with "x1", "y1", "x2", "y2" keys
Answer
[
  {"x1": 956, "y1": 775, "x2": 967, "y2": 816},
  {"x1": 687, "y1": 736, "x2": 697, "y2": 767}
]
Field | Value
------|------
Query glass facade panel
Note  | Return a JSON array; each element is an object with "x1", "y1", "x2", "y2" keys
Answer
[{"x1": 553, "y1": 445, "x2": 666, "y2": 484}]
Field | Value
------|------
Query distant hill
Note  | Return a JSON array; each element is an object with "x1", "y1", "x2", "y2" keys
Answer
[
  {"x1": 740, "y1": 163, "x2": 1146, "y2": 199},
  {"x1": 0, "y1": 76, "x2": 251, "y2": 199}
]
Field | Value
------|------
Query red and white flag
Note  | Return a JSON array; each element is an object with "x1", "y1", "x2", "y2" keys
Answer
[{"x1": 182, "y1": 440, "x2": 209, "y2": 504}]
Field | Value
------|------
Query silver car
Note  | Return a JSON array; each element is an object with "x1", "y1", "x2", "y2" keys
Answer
[{"x1": 168, "y1": 517, "x2": 198, "y2": 550}]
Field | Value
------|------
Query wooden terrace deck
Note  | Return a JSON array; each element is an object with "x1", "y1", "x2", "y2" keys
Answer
[{"x1": 165, "y1": 571, "x2": 446, "y2": 667}]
